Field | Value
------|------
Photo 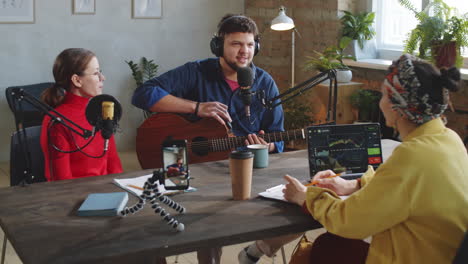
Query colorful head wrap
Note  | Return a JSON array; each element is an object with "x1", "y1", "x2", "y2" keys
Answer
[{"x1": 384, "y1": 54, "x2": 449, "y2": 124}]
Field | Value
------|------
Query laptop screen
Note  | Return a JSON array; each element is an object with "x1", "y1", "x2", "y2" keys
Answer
[{"x1": 307, "y1": 123, "x2": 383, "y2": 177}]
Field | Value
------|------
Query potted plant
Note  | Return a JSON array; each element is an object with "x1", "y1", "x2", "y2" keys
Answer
[
  {"x1": 398, "y1": 0, "x2": 468, "y2": 68},
  {"x1": 283, "y1": 98, "x2": 314, "y2": 131},
  {"x1": 126, "y1": 57, "x2": 159, "y2": 87},
  {"x1": 349, "y1": 89, "x2": 381, "y2": 122},
  {"x1": 340, "y1": 11, "x2": 377, "y2": 60},
  {"x1": 125, "y1": 57, "x2": 159, "y2": 118},
  {"x1": 304, "y1": 37, "x2": 355, "y2": 82},
  {"x1": 282, "y1": 98, "x2": 314, "y2": 150}
]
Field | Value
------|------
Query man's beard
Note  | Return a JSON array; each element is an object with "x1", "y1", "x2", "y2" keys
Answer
[{"x1": 224, "y1": 57, "x2": 251, "y2": 72}]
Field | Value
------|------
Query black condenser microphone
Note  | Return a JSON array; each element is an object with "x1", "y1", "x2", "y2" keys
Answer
[
  {"x1": 237, "y1": 66, "x2": 254, "y2": 118},
  {"x1": 85, "y1": 94, "x2": 122, "y2": 150}
]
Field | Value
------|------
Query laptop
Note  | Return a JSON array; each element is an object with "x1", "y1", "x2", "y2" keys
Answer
[{"x1": 307, "y1": 123, "x2": 383, "y2": 178}]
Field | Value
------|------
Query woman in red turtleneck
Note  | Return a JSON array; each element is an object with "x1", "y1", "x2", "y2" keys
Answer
[{"x1": 40, "y1": 48, "x2": 122, "y2": 181}]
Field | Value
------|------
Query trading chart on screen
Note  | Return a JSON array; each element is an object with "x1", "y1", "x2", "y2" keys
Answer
[{"x1": 307, "y1": 123, "x2": 383, "y2": 176}]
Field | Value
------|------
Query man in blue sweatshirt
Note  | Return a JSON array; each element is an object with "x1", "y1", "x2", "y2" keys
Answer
[{"x1": 132, "y1": 14, "x2": 284, "y2": 154}]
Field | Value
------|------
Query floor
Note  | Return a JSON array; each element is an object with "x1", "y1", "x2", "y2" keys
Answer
[{"x1": 0, "y1": 151, "x2": 325, "y2": 264}]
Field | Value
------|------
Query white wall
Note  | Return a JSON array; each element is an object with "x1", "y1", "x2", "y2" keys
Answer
[{"x1": 0, "y1": 0, "x2": 244, "y2": 162}]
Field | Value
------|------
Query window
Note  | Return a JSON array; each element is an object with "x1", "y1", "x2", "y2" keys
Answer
[
  {"x1": 443, "y1": 0, "x2": 468, "y2": 14},
  {"x1": 375, "y1": 0, "x2": 420, "y2": 51},
  {"x1": 373, "y1": 0, "x2": 468, "y2": 64}
]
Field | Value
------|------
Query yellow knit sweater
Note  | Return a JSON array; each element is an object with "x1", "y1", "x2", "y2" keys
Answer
[{"x1": 305, "y1": 118, "x2": 468, "y2": 263}]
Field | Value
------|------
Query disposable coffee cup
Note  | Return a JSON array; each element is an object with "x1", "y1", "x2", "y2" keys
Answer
[
  {"x1": 229, "y1": 151, "x2": 254, "y2": 200},
  {"x1": 247, "y1": 144, "x2": 269, "y2": 168}
]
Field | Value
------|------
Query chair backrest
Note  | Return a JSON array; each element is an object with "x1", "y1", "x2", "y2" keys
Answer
[
  {"x1": 10, "y1": 126, "x2": 46, "y2": 186},
  {"x1": 453, "y1": 232, "x2": 468, "y2": 264},
  {"x1": 5, "y1": 82, "x2": 54, "y2": 129}
]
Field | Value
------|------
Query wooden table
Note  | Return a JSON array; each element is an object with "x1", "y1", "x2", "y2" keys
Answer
[
  {"x1": 0, "y1": 140, "x2": 399, "y2": 264},
  {"x1": 0, "y1": 150, "x2": 318, "y2": 264}
]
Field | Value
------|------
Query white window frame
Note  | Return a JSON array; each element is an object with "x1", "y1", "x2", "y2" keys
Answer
[{"x1": 372, "y1": 0, "x2": 467, "y2": 68}]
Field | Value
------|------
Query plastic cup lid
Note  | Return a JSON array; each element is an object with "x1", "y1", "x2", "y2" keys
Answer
[
  {"x1": 230, "y1": 151, "x2": 254, "y2": 159},
  {"x1": 247, "y1": 144, "x2": 269, "y2": 149}
]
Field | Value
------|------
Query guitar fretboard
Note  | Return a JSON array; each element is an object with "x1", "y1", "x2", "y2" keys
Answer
[{"x1": 204, "y1": 129, "x2": 305, "y2": 152}]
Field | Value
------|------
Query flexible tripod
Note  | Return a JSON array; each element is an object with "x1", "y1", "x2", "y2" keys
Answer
[{"x1": 120, "y1": 169, "x2": 186, "y2": 232}]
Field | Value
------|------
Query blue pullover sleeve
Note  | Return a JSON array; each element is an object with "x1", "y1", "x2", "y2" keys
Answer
[{"x1": 132, "y1": 62, "x2": 197, "y2": 111}]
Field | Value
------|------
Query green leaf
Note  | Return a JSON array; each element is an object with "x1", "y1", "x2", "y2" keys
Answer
[
  {"x1": 125, "y1": 57, "x2": 159, "y2": 88},
  {"x1": 340, "y1": 10, "x2": 376, "y2": 45},
  {"x1": 339, "y1": 36, "x2": 353, "y2": 50},
  {"x1": 399, "y1": 0, "x2": 468, "y2": 64}
]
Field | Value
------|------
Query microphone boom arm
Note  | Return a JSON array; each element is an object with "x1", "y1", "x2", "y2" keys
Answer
[
  {"x1": 261, "y1": 69, "x2": 338, "y2": 122},
  {"x1": 11, "y1": 88, "x2": 93, "y2": 139}
]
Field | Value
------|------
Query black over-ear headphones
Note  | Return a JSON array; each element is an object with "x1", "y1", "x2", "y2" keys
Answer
[{"x1": 210, "y1": 15, "x2": 260, "y2": 57}]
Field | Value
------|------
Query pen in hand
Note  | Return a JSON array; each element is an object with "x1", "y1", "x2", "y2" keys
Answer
[{"x1": 306, "y1": 173, "x2": 342, "y2": 186}]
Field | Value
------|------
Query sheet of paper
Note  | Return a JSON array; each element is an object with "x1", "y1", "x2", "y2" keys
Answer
[
  {"x1": 259, "y1": 184, "x2": 348, "y2": 202},
  {"x1": 113, "y1": 174, "x2": 196, "y2": 197},
  {"x1": 258, "y1": 184, "x2": 288, "y2": 202}
]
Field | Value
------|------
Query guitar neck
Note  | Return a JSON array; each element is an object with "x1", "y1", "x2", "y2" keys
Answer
[{"x1": 208, "y1": 129, "x2": 306, "y2": 152}]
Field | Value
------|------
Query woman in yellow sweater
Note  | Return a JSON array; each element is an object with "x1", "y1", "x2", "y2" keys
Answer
[{"x1": 240, "y1": 54, "x2": 468, "y2": 264}]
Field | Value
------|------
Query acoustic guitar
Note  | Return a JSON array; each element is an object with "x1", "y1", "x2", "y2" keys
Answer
[{"x1": 136, "y1": 113, "x2": 307, "y2": 169}]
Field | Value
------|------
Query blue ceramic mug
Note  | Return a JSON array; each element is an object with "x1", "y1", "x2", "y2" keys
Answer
[{"x1": 247, "y1": 144, "x2": 269, "y2": 168}]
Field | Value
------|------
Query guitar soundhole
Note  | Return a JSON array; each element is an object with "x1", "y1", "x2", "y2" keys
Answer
[{"x1": 191, "y1": 137, "x2": 209, "y2": 156}]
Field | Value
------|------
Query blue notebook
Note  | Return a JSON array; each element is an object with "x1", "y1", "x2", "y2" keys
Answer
[{"x1": 77, "y1": 192, "x2": 128, "y2": 216}]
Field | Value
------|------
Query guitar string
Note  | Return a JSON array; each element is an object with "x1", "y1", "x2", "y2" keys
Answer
[
  {"x1": 188, "y1": 129, "x2": 305, "y2": 150},
  {"x1": 187, "y1": 129, "x2": 304, "y2": 147}
]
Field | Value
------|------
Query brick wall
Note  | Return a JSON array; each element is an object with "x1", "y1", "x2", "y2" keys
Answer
[
  {"x1": 246, "y1": 0, "x2": 340, "y2": 92},
  {"x1": 246, "y1": 0, "x2": 468, "y2": 145},
  {"x1": 338, "y1": 0, "x2": 358, "y2": 13}
]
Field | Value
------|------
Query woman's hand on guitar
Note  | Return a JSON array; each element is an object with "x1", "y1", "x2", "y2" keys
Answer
[{"x1": 198, "y1": 102, "x2": 232, "y2": 126}]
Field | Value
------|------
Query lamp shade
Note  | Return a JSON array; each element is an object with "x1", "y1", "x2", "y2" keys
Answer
[{"x1": 271, "y1": 6, "x2": 294, "y2": 31}]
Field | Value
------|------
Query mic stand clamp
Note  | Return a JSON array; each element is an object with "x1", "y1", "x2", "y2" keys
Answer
[{"x1": 120, "y1": 169, "x2": 186, "y2": 232}]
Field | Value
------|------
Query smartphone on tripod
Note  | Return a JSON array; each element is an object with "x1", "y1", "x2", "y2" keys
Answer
[{"x1": 161, "y1": 139, "x2": 190, "y2": 190}]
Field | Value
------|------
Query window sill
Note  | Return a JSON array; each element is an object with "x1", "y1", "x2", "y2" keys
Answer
[{"x1": 343, "y1": 59, "x2": 468, "y2": 80}]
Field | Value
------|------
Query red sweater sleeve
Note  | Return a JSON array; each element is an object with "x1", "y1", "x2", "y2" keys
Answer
[
  {"x1": 48, "y1": 124, "x2": 75, "y2": 181},
  {"x1": 41, "y1": 117, "x2": 75, "y2": 181},
  {"x1": 106, "y1": 136, "x2": 123, "y2": 174},
  {"x1": 40, "y1": 117, "x2": 51, "y2": 181}
]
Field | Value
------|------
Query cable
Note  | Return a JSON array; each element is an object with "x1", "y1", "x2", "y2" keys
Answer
[
  {"x1": 47, "y1": 119, "x2": 107, "y2": 167},
  {"x1": 47, "y1": 119, "x2": 95, "y2": 154}
]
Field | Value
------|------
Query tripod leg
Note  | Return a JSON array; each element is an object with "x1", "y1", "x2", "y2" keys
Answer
[
  {"x1": 120, "y1": 182, "x2": 157, "y2": 216},
  {"x1": 151, "y1": 201, "x2": 185, "y2": 232},
  {"x1": 156, "y1": 193, "x2": 186, "y2": 214},
  {"x1": 120, "y1": 198, "x2": 145, "y2": 216},
  {"x1": 120, "y1": 189, "x2": 151, "y2": 217},
  {"x1": 150, "y1": 181, "x2": 186, "y2": 214}
]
